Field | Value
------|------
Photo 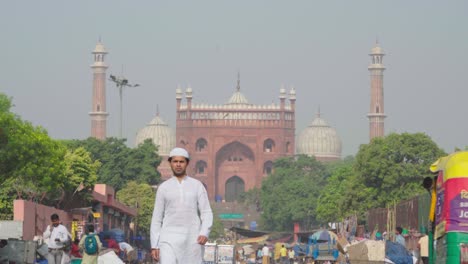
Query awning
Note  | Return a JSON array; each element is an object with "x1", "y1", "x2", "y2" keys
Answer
[
  {"x1": 237, "y1": 235, "x2": 269, "y2": 244},
  {"x1": 230, "y1": 227, "x2": 269, "y2": 238}
]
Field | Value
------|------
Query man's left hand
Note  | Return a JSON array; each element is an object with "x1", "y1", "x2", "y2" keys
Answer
[{"x1": 197, "y1": 235, "x2": 208, "y2": 245}]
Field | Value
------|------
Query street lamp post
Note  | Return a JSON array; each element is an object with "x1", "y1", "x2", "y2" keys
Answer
[{"x1": 109, "y1": 74, "x2": 139, "y2": 138}]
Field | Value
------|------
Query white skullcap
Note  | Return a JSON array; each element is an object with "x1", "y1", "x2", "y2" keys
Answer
[{"x1": 169, "y1": 147, "x2": 190, "y2": 159}]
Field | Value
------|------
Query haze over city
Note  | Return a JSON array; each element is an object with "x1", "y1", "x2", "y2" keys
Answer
[{"x1": 1, "y1": 1, "x2": 467, "y2": 156}]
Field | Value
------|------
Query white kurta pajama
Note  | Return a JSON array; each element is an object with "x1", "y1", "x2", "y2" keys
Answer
[{"x1": 151, "y1": 176, "x2": 213, "y2": 264}]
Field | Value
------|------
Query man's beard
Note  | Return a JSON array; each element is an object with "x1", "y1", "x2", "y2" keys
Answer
[{"x1": 172, "y1": 170, "x2": 186, "y2": 177}]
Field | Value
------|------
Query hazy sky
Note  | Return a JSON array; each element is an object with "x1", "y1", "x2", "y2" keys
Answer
[{"x1": 1, "y1": 1, "x2": 467, "y2": 156}]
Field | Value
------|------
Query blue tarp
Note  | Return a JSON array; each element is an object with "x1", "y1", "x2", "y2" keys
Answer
[{"x1": 385, "y1": 241, "x2": 413, "y2": 264}]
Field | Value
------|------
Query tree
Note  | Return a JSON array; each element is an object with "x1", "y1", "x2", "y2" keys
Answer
[
  {"x1": 315, "y1": 158, "x2": 371, "y2": 222},
  {"x1": 354, "y1": 132, "x2": 446, "y2": 209},
  {"x1": 116, "y1": 181, "x2": 156, "y2": 237},
  {"x1": 260, "y1": 155, "x2": 327, "y2": 231},
  {"x1": 63, "y1": 138, "x2": 162, "y2": 191},
  {"x1": 60, "y1": 147, "x2": 101, "y2": 208},
  {"x1": 0, "y1": 93, "x2": 69, "y2": 216},
  {"x1": 239, "y1": 187, "x2": 261, "y2": 211},
  {"x1": 124, "y1": 139, "x2": 162, "y2": 185},
  {"x1": 0, "y1": 93, "x2": 67, "y2": 199},
  {"x1": 209, "y1": 212, "x2": 225, "y2": 241}
]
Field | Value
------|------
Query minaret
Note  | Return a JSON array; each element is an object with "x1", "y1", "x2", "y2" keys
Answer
[
  {"x1": 89, "y1": 40, "x2": 109, "y2": 140},
  {"x1": 367, "y1": 41, "x2": 386, "y2": 140}
]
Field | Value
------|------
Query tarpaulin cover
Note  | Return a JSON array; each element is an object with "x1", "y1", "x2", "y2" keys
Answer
[{"x1": 385, "y1": 241, "x2": 412, "y2": 264}]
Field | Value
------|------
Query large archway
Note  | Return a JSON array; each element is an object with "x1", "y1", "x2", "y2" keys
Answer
[
  {"x1": 225, "y1": 176, "x2": 245, "y2": 202},
  {"x1": 215, "y1": 141, "x2": 255, "y2": 201}
]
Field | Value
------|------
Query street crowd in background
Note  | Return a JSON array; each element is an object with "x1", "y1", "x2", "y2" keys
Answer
[{"x1": 40, "y1": 213, "x2": 151, "y2": 264}]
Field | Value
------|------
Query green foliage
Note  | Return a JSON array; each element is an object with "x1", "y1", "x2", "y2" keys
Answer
[
  {"x1": 260, "y1": 155, "x2": 326, "y2": 231},
  {"x1": 63, "y1": 138, "x2": 162, "y2": 190},
  {"x1": 354, "y1": 133, "x2": 446, "y2": 209},
  {"x1": 61, "y1": 147, "x2": 101, "y2": 206},
  {"x1": 239, "y1": 187, "x2": 260, "y2": 210},
  {"x1": 116, "y1": 181, "x2": 155, "y2": 237},
  {"x1": 0, "y1": 93, "x2": 67, "y2": 203},
  {"x1": 316, "y1": 160, "x2": 369, "y2": 222},
  {"x1": 209, "y1": 212, "x2": 225, "y2": 241}
]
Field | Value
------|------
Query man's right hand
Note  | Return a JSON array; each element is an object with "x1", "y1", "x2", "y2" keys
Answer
[{"x1": 151, "y1": 248, "x2": 160, "y2": 261}]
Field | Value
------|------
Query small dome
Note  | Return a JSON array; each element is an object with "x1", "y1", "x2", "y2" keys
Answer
[
  {"x1": 297, "y1": 114, "x2": 342, "y2": 161},
  {"x1": 370, "y1": 45, "x2": 384, "y2": 55},
  {"x1": 135, "y1": 114, "x2": 175, "y2": 156},
  {"x1": 93, "y1": 42, "x2": 107, "y2": 54},
  {"x1": 226, "y1": 89, "x2": 251, "y2": 106}
]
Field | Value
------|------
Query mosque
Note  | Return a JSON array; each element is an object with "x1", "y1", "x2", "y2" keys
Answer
[{"x1": 89, "y1": 41, "x2": 386, "y2": 201}]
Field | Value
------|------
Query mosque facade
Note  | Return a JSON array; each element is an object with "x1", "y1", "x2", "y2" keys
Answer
[
  {"x1": 174, "y1": 78, "x2": 296, "y2": 201},
  {"x1": 92, "y1": 41, "x2": 388, "y2": 201}
]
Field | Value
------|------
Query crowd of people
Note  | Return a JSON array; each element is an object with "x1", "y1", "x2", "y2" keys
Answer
[{"x1": 42, "y1": 213, "x2": 148, "y2": 264}]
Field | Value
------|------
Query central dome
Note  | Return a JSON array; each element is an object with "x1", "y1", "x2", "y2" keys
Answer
[
  {"x1": 296, "y1": 113, "x2": 342, "y2": 161},
  {"x1": 135, "y1": 113, "x2": 175, "y2": 156}
]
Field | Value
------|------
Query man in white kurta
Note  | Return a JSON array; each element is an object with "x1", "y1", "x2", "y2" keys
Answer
[{"x1": 151, "y1": 147, "x2": 213, "y2": 264}]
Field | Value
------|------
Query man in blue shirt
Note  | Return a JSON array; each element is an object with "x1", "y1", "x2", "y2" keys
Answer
[{"x1": 395, "y1": 227, "x2": 406, "y2": 247}]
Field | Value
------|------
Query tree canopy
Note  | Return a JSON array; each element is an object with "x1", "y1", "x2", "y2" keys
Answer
[
  {"x1": 0, "y1": 93, "x2": 67, "y2": 201},
  {"x1": 354, "y1": 132, "x2": 446, "y2": 209},
  {"x1": 116, "y1": 181, "x2": 156, "y2": 237},
  {"x1": 260, "y1": 155, "x2": 327, "y2": 231},
  {"x1": 63, "y1": 137, "x2": 162, "y2": 191}
]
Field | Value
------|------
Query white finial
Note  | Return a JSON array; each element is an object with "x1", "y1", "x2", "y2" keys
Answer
[{"x1": 236, "y1": 71, "x2": 241, "y2": 92}]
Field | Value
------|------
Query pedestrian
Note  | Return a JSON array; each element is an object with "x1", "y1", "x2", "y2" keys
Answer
[
  {"x1": 280, "y1": 244, "x2": 288, "y2": 264},
  {"x1": 104, "y1": 235, "x2": 120, "y2": 255},
  {"x1": 119, "y1": 241, "x2": 137, "y2": 263},
  {"x1": 43, "y1": 213, "x2": 70, "y2": 264},
  {"x1": 262, "y1": 244, "x2": 270, "y2": 264},
  {"x1": 395, "y1": 227, "x2": 406, "y2": 247},
  {"x1": 70, "y1": 238, "x2": 82, "y2": 258},
  {"x1": 79, "y1": 225, "x2": 102, "y2": 264},
  {"x1": 288, "y1": 248, "x2": 295, "y2": 264},
  {"x1": 150, "y1": 147, "x2": 213, "y2": 263},
  {"x1": 418, "y1": 232, "x2": 429, "y2": 264},
  {"x1": 257, "y1": 247, "x2": 263, "y2": 263}
]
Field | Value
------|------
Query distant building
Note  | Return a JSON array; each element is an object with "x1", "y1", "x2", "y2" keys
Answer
[
  {"x1": 173, "y1": 76, "x2": 296, "y2": 201},
  {"x1": 13, "y1": 184, "x2": 136, "y2": 241},
  {"x1": 368, "y1": 42, "x2": 386, "y2": 140}
]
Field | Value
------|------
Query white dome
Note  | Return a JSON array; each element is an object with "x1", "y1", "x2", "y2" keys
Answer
[
  {"x1": 370, "y1": 45, "x2": 384, "y2": 55},
  {"x1": 135, "y1": 114, "x2": 175, "y2": 156},
  {"x1": 296, "y1": 115, "x2": 342, "y2": 160},
  {"x1": 93, "y1": 42, "x2": 107, "y2": 54},
  {"x1": 226, "y1": 90, "x2": 250, "y2": 106}
]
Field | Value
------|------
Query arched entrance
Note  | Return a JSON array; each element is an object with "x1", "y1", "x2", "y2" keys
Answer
[
  {"x1": 225, "y1": 176, "x2": 245, "y2": 202},
  {"x1": 215, "y1": 141, "x2": 255, "y2": 201}
]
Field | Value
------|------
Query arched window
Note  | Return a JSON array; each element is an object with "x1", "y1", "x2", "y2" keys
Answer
[
  {"x1": 196, "y1": 160, "x2": 207, "y2": 174},
  {"x1": 286, "y1": 142, "x2": 291, "y2": 153},
  {"x1": 196, "y1": 138, "x2": 208, "y2": 152},
  {"x1": 263, "y1": 161, "x2": 273, "y2": 175},
  {"x1": 263, "y1": 139, "x2": 275, "y2": 153}
]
